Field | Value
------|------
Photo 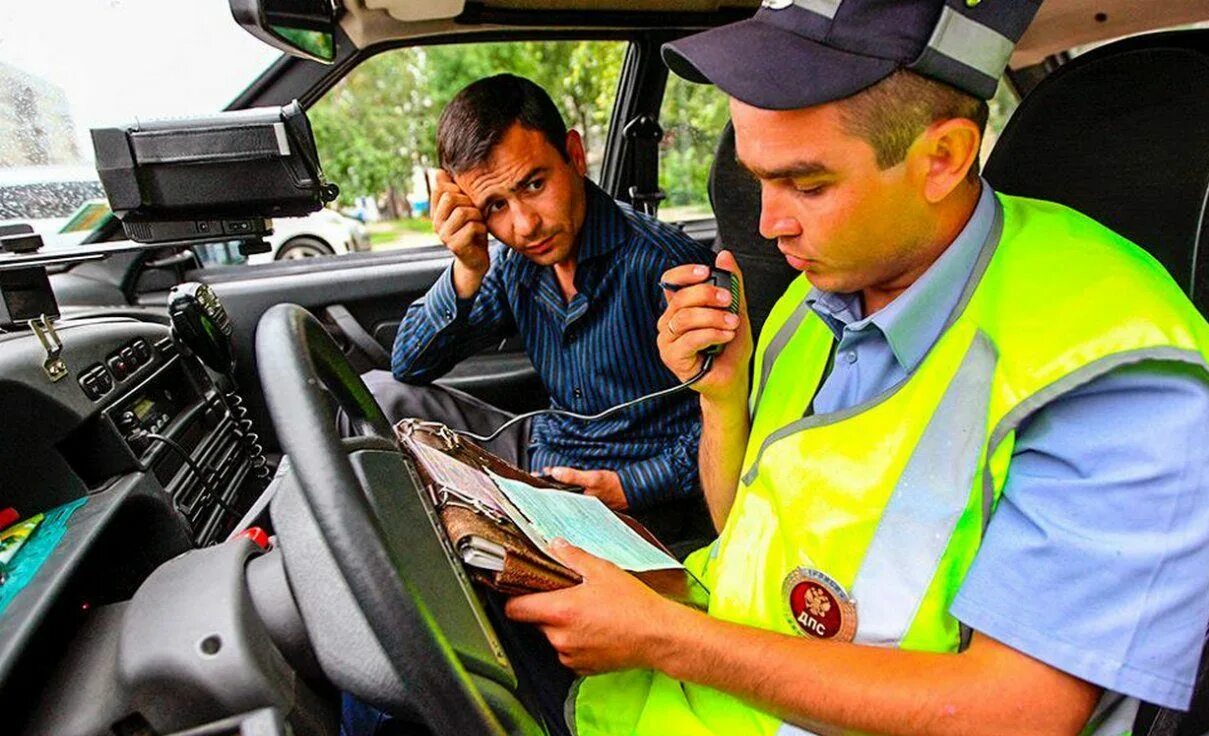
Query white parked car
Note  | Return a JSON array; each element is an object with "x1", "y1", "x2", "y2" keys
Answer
[
  {"x1": 253, "y1": 206, "x2": 372, "y2": 262},
  {"x1": 0, "y1": 182, "x2": 370, "y2": 263}
]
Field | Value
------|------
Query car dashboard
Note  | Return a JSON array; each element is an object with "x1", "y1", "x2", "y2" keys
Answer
[{"x1": 0, "y1": 315, "x2": 274, "y2": 734}]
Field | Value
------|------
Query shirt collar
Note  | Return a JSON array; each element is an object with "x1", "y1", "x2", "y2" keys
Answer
[
  {"x1": 518, "y1": 179, "x2": 627, "y2": 287},
  {"x1": 806, "y1": 180, "x2": 998, "y2": 372}
]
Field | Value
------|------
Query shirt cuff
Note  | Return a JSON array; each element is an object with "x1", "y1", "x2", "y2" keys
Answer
[
  {"x1": 617, "y1": 453, "x2": 690, "y2": 511},
  {"x1": 422, "y1": 266, "x2": 473, "y2": 329}
]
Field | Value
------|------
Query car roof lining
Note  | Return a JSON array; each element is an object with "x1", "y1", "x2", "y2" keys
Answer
[
  {"x1": 339, "y1": 0, "x2": 1209, "y2": 70},
  {"x1": 1014, "y1": 0, "x2": 1209, "y2": 66}
]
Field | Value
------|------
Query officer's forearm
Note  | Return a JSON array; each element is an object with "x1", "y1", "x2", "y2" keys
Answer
[
  {"x1": 698, "y1": 395, "x2": 749, "y2": 531},
  {"x1": 648, "y1": 608, "x2": 1100, "y2": 736}
]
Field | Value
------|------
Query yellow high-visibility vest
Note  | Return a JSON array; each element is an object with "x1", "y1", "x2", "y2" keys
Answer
[{"x1": 571, "y1": 194, "x2": 1209, "y2": 736}]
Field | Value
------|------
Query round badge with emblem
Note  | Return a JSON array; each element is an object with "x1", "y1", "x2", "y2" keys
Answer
[{"x1": 783, "y1": 568, "x2": 857, "y2": 642}]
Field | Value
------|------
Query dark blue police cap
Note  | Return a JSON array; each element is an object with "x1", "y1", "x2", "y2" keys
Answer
[{"x1": 663, "y1": 0, "x2": 1042, "y2": 110}]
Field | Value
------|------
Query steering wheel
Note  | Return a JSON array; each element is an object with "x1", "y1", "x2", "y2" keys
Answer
[{"x1": 254, "y1": 303, "x2": 509, "y2": 735}]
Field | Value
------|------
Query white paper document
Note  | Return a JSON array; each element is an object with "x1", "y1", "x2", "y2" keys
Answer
[
  {"x1": 489, "y1": 471, "x2": 683, "y2": 573},
  {"x1": 403, "y1": 437, "x2": 507, "y2": 514}
]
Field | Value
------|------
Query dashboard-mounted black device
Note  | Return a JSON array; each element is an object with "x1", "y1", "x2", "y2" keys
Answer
[
  {"x1": 168, "y1": 283, "x2": 235, "y2": 376},
  {"x1": 90, "y1": 101, "x2": 338, "y2": 249}
]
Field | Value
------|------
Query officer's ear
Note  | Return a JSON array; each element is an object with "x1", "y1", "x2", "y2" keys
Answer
[
  {"x1": 909, "y1": 117, "x2": 982, "y2": 204},
  {"x1": 565, "y1": 129, "x2": 588, "y2": 177}
]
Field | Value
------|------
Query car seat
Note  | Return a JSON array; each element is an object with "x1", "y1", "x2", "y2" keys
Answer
[
  {"x1": 707, "y1": 122, "x2": 799, "y2": 341},
  {"x1": 984, "y1": 29, "x2": 1209, "y2": 318},
  {"x1": 983, "y1": 29, "x2": 1209, "y2": 735}
]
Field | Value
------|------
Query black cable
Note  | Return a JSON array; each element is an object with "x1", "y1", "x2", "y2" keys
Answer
[
  {"x1": 458, "y1": 354, "x2": 715, "y2": 444},
  {"x1": 140, "y1": 431, "x2": 240, "y2": 517}
]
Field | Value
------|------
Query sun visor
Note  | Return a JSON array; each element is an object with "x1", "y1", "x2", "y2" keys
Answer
[{"x1": 364, "y1": 0, "x2": 465, "y2": 22}]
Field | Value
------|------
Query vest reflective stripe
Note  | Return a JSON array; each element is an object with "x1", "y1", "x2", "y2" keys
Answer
[
  {"x1": 849, "y1": 331, "x2": 996, "y2": 646},
  {"x1": 571, "y1": 194, "x2": 1209, "y2": 736},
  {"x1": 745, "y1": 203, "x2": 1005, "y2": 483},
  {"x1": 750, "y1": 297, "x2": 813, "y2": 416},
  {"x1": 776, "y1": 721, "x2": 819, "y2": 736}
]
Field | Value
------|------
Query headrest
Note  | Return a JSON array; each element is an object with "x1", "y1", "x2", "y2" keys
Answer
[
  {"x1": 708, "y1": 121, "x2": 798, "y2": 340},
  {"x1": 984, "y1": 30, "x2": 1209, "y2": 313}
]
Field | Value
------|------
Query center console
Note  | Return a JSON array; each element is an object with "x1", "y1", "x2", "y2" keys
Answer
[
  {"x1": 106, "y1": 339, "x2": 266, "y2": 544},
  {"x1": 38, "y1": 319, "x2": 268, "y2": 547}
]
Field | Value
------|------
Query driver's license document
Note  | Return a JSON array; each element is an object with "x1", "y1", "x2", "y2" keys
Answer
[{"x1": 488, "y1": 471, "x2": 682, "y2": 573}]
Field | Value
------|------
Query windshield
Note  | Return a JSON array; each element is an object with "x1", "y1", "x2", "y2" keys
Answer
[{"x1": 0, "y1": 0, "x2": 279, "y2": 244}]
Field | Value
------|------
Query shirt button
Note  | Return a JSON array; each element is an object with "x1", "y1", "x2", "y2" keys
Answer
[
  {"x1": 843, "y1": 351, "x2": 857, "y2": 364},
  {"x1": 443, "y1": 309, "x2": 454, "y2": 320},
  {"x1": 572, "y1": 387, "x2": 583, "y2": 400}
]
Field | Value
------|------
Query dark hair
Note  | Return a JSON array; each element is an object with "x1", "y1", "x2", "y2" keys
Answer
[
  {"x1": 437, "y1": 74, "x2": 569, "y2": 175},
  {"x1": 837, "y1": 70, "x2": 989, "y2": 182}
]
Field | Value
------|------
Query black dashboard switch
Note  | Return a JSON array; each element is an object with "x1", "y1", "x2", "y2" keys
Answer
[
  {"x1": 132, "y1": 340, "x2": 152, "y2": 363},
  {"x1": 120, "y1": 347, "x2": 138, "y2": 367},
  {"x1": 107, "y1": 355, "x2": 129, "y2": 380},
  {"x1": 95, "y1": 370, "x2": 113, "y2": 393},
  {"x1": 78, "y1": 373, "x2": 102, "y2": 401}
]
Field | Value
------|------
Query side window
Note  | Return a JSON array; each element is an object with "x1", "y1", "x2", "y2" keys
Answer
[
  {"x1": 280, "y1": 40, "x2": 626, "y2": 261},
  {"x1": 657, "y1": 73, "x2": 729, "y2": 225}
]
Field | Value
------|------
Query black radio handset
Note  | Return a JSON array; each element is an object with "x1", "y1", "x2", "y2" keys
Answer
[
  {"x1": 167, "y1": 282, "x2": 271, "y2": 483},
  {"x1": 700, "y1": 268, "x2": 741, "y2": 358},
  {"x1": 168, "y1": 282, "x2": 235, "y2": 376}
]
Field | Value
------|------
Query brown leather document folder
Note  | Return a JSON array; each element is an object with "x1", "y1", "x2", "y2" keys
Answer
[{"x1": 394, "y1": 419, "x2": 710, "y2": 609}]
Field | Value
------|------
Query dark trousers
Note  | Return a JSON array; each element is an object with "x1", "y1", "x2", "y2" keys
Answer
[
  {"x1": 339, "y1": 594, "x2": 577, "y2": 736},
  {"x1": 359, "y1": 370, "x2": 533, "y2": 466}
]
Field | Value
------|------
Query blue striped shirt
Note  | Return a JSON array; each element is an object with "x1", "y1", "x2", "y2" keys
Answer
[{"x1": 392, "y1": 180, "x2": 714, "y2": 509}]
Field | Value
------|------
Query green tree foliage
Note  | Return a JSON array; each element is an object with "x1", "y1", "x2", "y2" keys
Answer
[
  {"x1": 309, "y1": 39, "x2": 1017, "y2": 220},
  {"x1": 309, "y1": 41, "x2": 626, "y2": 209},
  {"x1": 308, "y1": 50, "x2": 429, "y2": 208},
  {"x1": 659, "y1": 73, "x2": 729, "y2": 210}
]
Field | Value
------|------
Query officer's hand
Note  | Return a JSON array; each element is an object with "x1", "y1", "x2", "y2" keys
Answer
[
  {"x1": 657, "y1": 250, "x2": 753, "y2": 403},
  {"x1": 504, "y1": 539, "x2": 686, "y2": 675},
  {"x1": 433, "y1": 170, "x2": 490, "y2": 297},
  {"x1": 545, "y1": 467, "x2": 628, "y2": 510}
]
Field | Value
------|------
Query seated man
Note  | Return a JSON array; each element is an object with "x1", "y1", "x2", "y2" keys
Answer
[
  {"x1": 505, "y1": 3, "x2": 1209, "y2": 735},
  {"x1": 364, "y1": 73, "x2": 714, "y2": 536}
]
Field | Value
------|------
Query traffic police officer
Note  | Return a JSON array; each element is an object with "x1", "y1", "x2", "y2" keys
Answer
[{"x1": 506, "y1": 2, "x2": 1209, "y2": 733}]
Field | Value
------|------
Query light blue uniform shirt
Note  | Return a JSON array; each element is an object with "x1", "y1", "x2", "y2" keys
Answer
[{"x1": 804, "y1": 182, "x2": 1209, "y2": 709}]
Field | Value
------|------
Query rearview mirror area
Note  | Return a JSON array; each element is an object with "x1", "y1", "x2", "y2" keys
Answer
[{"x1": 230, "y1": 0, "x2": 338, "y2": 64}]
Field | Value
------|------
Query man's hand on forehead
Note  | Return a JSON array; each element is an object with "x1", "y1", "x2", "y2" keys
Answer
[{"x1": 432, "y1": 170, "x2": 491, "y2": 296}]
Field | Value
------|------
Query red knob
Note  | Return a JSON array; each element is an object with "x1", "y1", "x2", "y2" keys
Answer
[{"x1": 238, "y1": 526, "x2": 270, "y2": 550}]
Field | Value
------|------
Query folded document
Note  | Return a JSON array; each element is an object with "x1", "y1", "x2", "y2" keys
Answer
[{"x1": 395, "y1": 419, "x2": 708, "y2": 608}]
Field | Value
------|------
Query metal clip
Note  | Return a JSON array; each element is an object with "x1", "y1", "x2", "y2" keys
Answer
[
  {"x1": 436, "y1": 486, "x2": 509, "y2": 525},
  {"x1": 435, "y1": 423, "x2": 462, "y2": 448},
  {"x1": 400, "y1": 418, "x2": 461, "y2": 450},
  {"x1": 29, "y1": 314, "x2": 67, "y2": 382}
]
